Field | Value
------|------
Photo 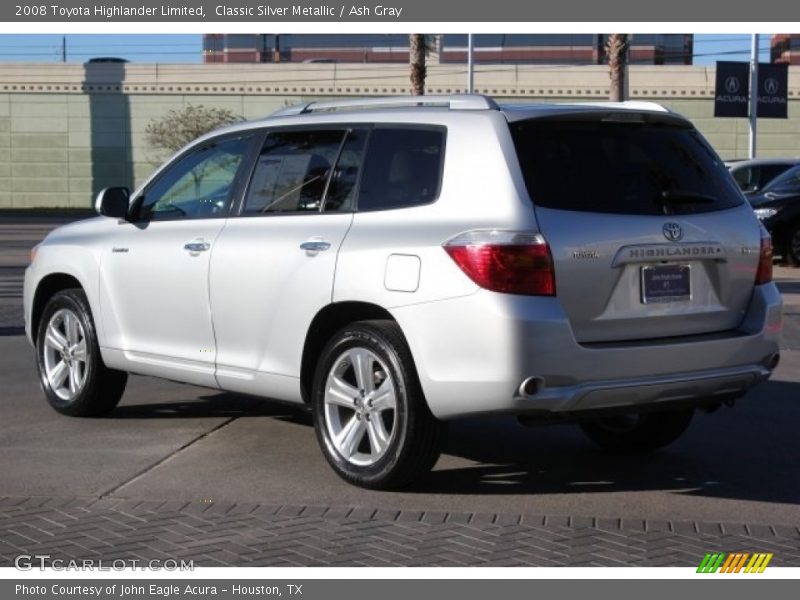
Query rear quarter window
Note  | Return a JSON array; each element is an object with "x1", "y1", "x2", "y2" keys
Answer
[
  {"x1": 357, "y1": 127, "x2": 445, "y2": 211},
  {"x1": 511, "y1": 117, "x2": 744, "y2": 215}
]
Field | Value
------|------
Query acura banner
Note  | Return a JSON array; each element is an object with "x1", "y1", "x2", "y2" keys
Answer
[{"x1": 715, "y1": 61, "x2": 789, "y2": 119}]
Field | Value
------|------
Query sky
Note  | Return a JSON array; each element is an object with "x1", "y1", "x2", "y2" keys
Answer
[{"x1": 0, "y1": 33, "x2": 774, "y2": 64}]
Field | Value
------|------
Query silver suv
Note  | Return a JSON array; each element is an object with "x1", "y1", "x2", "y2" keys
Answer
[{"x1": 24, "y1": 95, "x2": 783, "y2": 489}]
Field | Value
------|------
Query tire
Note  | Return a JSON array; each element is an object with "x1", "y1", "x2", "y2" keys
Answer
[
  {"x1": 579, "y1": 409, "x2": 694, "y2": 452},
  {"x1": 35, "y1": 288, "x2": 127, "y2": 417},
  {"x1": 311, "y1": 320, "x2": 445, "y2": 489},
  {"x1": 783, "y1": 223, "x2": 800, "y2": 267}
]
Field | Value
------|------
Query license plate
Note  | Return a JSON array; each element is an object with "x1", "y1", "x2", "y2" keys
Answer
[{"x1": 641, "y1": 265, "x2": 691, "y2": 303}]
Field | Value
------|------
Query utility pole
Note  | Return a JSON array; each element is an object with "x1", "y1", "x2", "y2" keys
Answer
[
  {"x1": 467, "y1": 33, "x2": 474, "y2": 94},
  {"x1": 749, "y1": 33, "x2": 759, "y2": 159},
  {"x1": 61, "y1": 36, "x2": 66, "y2": 62}
]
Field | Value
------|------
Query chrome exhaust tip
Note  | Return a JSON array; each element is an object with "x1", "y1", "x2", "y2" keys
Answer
[
  {"x1": 519, "y1": 376, "x2": 545, "y2": 398},
  {"x1": 766, "y1": 352, "x2": 781, "y2": 370}
]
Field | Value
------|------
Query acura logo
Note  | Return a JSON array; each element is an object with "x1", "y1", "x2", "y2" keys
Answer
[
  {"x1": 725, "y1": 76, "x2": 740, "y2": 94},
  {"x1": 663, "y1": 222, "x2": 683, "y2": 242},
  {"x1": 764, "y1": 77, "x2": 780, "y2": 95}
]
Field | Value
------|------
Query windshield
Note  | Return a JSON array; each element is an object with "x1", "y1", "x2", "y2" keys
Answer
[
  {"x1": 510, "y1": 118, "x2": 745, "y2": 215},
  {"x1": 762, "y1": 165, "x2": 800, "y2": 195}
]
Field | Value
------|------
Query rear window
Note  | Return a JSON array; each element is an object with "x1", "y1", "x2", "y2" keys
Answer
[{"x1": 511, "y1": 118, "x2": 744, "y2": 215}]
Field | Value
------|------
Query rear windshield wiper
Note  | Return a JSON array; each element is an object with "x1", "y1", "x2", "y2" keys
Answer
[{"x1": 660, "y1": 190, "x2": 717, "y2": 203}]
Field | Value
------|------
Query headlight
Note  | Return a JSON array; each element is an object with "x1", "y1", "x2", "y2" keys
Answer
[{"x1": 754, "y1": 207, "x2": 779, "y2": 220}]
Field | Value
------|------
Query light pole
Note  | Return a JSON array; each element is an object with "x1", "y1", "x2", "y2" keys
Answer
[
  {"x1": 467, "y1": 33, "x2": 474, "y2": 94},
  {"x1": 749, "y1": 33, "x2": 759, "y2": 159}
]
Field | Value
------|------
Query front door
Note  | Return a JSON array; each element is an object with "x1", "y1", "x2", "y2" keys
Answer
[{"x1": 99, "y1": 133, "x2": 256, "y2": 385}]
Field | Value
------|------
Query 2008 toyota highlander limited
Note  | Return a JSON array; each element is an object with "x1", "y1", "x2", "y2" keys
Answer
[{"x1": 24, "y1": 95, "x2": 783, "y2": 488}]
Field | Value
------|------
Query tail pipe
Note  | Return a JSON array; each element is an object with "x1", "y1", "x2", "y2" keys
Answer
[
  {"x1": 766, "y1": 352, "x2": 781, "y2": 371},
  {"x1": 518, "y1": 376, "x2": 546, "y2": 398}
]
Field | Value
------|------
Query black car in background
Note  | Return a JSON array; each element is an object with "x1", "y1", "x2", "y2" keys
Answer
[
  {"x1": 749, "y1": 165, "x2": 800, "y2": 265},
  {"x1": 727, "y1": 158, "x2": 800, "y2": 194}
]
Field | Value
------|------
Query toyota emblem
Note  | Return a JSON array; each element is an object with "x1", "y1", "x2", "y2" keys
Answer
[{"x1": 663, "y1": 222, "x2": 683, "y2": 242}]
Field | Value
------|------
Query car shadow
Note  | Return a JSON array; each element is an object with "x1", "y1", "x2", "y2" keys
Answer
[
  {"x1": 405, "y1": 380, "x2": 800, "y2": 505},
  {"x1": 105, "y1": 380, "x2": 800, "y2": 506},
  {"x1": 109, "y1": 391, "x2": 311, "y2": 425}
]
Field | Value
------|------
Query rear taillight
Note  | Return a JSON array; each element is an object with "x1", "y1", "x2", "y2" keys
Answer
[
  {"x1": 443, "y1": 231, "x2": 556, "y2": 296},
  {"x1": 755, "y1": 233, "x2": 773, "y2": 285}
]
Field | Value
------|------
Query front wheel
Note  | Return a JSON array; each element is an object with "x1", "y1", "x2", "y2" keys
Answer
[
  {"x1": 36, "y1": 288, "x2": 127, "y2": 417},
  {"x1": 579, "y1": 409, "x2": 694, "y2": 452},
  {"x1": 311, "y1": 320, "x2": 444, "y2": 489}
]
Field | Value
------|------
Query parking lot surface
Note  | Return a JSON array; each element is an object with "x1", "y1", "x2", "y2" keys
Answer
[{"x1": 1, "y1": 215, "x2": 799, "y2": 566}]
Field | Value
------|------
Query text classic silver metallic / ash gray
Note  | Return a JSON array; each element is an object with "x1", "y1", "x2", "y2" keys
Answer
[{"x1": 23, "y1": 95, "x2": 783, "y2": 488}]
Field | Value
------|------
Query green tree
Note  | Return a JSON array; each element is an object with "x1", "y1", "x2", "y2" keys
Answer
[{"x1": 145, "y1": 104, "x2": 241, "y2": 162}]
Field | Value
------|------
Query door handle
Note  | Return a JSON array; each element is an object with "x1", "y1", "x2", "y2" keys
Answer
[
  {"x1": 300, "y1": 240, "x2": 331, "y2": 253},
  {"x1": 184, "y1": 241, "x2": 211, "y2": 253}
]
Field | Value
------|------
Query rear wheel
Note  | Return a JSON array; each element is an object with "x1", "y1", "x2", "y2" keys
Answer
[
  {"x1": 579, "y1": 409, "x2": 694, "y2": 452},
  {"x1": 36, "y1": 288, "x2": 127, "y2": 417},
  {"x1": 311, "y1": 320, "x2": 444, "y2": 489}
]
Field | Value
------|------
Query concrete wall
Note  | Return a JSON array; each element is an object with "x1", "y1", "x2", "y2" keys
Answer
[{"x1": 0, "y1": 62, "x2": 799, "y2": 209}]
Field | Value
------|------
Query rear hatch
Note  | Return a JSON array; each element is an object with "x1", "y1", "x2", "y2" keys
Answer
[{"x1": 509, "y1": 109, "x2": 761, "y2": 343}]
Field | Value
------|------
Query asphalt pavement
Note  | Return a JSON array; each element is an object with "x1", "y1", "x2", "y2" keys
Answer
[{"x1": 1, "y1": 214, "x2": 799, "y2": 567}]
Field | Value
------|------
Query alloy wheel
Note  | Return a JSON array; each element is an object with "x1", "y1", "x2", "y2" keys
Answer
[
  {"x1": 323, "y1": 347, "x2": 397, "y2": 466},
  {"x1": 42, "y1": 308, "x2": 88, "y2": 401}
]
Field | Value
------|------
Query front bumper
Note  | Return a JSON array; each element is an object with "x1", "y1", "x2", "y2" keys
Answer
[{"x1": 22, "y1": 265, "x2": 34, "y2": 344}]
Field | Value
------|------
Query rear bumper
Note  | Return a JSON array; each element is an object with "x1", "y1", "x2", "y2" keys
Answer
[
  {"x1": 512, "y1": 363, "x2": 771, "y2": 414},
  {"x1": 391, "y1": 282, "x2": 782, "y2": 420}
]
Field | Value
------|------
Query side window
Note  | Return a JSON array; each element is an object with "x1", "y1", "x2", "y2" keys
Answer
[
  {"x1": 758, "y1": 165, "x2": 786, "y2": 189},
  {"x1": 770, "y1": 169, "x2": 800, "y2": 194},
  {"x1": 732, "y1": 166, "x2": 756, "y2": 192},
  {"x1": 137, "y1": 136, "x2": 252, "y2": 221},
  {"x1": 243, "y1": 129, "x2": 356, "y2": 214},
  {"x1": 358, "y1": 128, "x2": 445, "y2": 211}
]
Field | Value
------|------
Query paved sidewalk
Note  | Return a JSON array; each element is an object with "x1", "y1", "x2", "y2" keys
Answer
[{"x1": 1, "y1": 497, "x2": 799, "y2": 567}]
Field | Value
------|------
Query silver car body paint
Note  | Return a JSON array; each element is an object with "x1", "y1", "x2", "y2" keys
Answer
[{"x1": 24, "y1": 97, "x2": 782, "y2": 420}]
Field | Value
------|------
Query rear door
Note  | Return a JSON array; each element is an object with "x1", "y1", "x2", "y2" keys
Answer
[
  {"x1": 510, "y1": 112, "x2": 761, "y2": 343},
  {"x1": 209, "y1": 127, "x2": 366, "y2": 393}
]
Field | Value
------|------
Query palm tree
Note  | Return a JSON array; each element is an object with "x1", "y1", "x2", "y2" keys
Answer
[
  {"x1": 409, "y1": 34, "x2": 426, "y2": 96},
  {"x1": 606, "y1": 34, "x2": 629, "y2": 102}
]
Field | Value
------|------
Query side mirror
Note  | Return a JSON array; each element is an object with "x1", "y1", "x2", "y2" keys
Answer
[{"x1": 94, "y1": 187, "x2": 130, "y2": 219}]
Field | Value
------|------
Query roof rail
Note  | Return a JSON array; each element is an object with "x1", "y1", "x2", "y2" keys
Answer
[
  {"x1": 269, "y1": 94, "x2": 498, "y2": 117},
  {"x1": 559, "y1": 100, "x2": 670, "y2": 113}
]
